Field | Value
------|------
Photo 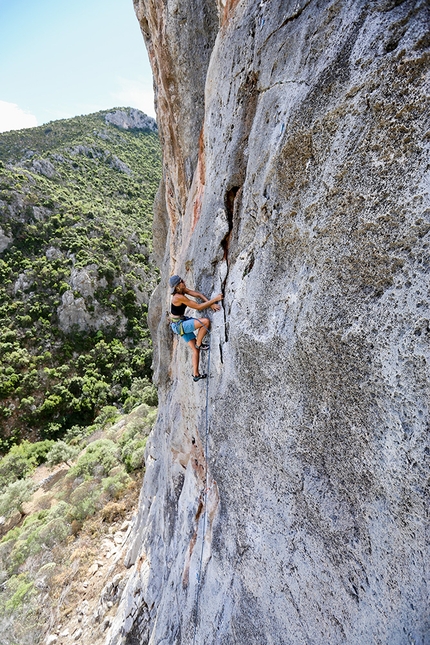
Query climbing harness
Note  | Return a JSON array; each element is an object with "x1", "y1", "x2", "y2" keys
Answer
[
  {"x1": 169, "y1": 314, "x2": 187, "y2": 336},
  {"x1": 169, "y1": 314, "x2": 210, "y2": 343},
  {"x1": 192, "y1": 322, "x2": 211, "y2": 645}
]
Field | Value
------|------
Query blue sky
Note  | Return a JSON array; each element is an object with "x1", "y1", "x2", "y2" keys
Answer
[{"x1": 0, "y1": 0, "x2": 155, "y2": 132}]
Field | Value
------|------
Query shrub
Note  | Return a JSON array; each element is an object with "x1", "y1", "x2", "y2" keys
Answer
[
  {"x1": 0, "y1": 452, "x2": 34, "y2": 492},
  {"x1": 7, "y1": 508, "x2": 70, "y2": 573},
  {"x1": 120, "y1": 437, "x2": 147, "y2": 472},
  {"x1": 47, "y1": 500, "x2": 70, "y2": 520},
  {"x1": 0, "y1": 479, "x2": 34, "y2": 518},
  {"x1": 0, "y1": 504, "x2": 70, "y2": 575},
  {"x1": 46, "y1": 441, "x2": 79, "y2": 467},
  {"x1": 0, "y1": 536, "x2": 17, "y2": 582},
  {"x1": 0, "y1": 440, "x2": 54, "y2": 492},
  {"x1": 94, "y1": 405, "x2": 120, "y2": 429},
  {"x1": 67, "y1": 479, "x2": 99, "y2": 522},
  {"x1": 146, "y1": 409, "x2": 157, "y2": 426},
  {"x1": 116, "y1": 407, "x2": 155, "y2": 472},
  {"x1": 4, "y1": 573, "x2": 35, "y2": 612},
  {"x1": 63, "y1": 423, "x2": 94, "y2": 445},
  {"x1": 101, "y1": 501, "x2": 127, "y2": 522},
  {"x1": 37, "y1": 393, "x2": 62, "y2": 416},
  {"x1": 123, "y1": 378, "x2": 158, "y2": 413},
  {"x1": 101, "y1": 467, "x2": 131, "y2": 498},
  {"x1": 37, "y1": 517, "x2": 70, "y2": 548},
  {"x1": 22, "y1": 510, "x2": 49, "y2": 528},
  {"x1": 141, "y1": 384, "x2": 158, "y2": 407},
  {"x1": 71, "y1": 519, "x2": 83, "y2": 535},
  {"x1": 69, "y1": 439, "x2": 120, "y2": 478},
  {"x1": 22, "y1": 439, "x2": 55, "y2": 465}
]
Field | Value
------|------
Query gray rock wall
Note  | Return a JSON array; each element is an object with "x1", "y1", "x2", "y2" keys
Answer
[{"x1": 107, "y1": 1, "x2": 429, "y2": 644}]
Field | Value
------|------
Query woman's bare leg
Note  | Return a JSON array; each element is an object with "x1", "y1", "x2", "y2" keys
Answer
[
  {"x1": 194, "y1": 318, "x2": 210, "y2": 346},
  {"x1": 189, "y1": 339, "x2": 200, "y2": 376}
]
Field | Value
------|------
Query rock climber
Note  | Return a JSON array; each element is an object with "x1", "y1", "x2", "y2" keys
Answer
[{"x1": 169, "y1": 275, "x2": 223, "y2": 382}]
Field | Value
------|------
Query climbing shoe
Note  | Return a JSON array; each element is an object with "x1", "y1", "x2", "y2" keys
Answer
[
  {"x1": 193, "y1": 374, "x2": 207, "y2": 382},
  {"x1": 195, "y1": 343, "x2": 209, "y2": 351}
]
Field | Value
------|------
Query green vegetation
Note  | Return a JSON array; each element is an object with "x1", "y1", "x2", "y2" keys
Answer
[
  {"x1": 0, "y1": 403, "x2": 155, "y2": 643},
  {"x1": 45, "y1": 440, "x2": 79, "y2": 467},
  {"x1": 0, "y1": 440, "x2": 54, "y2": 491},
  {"x1": 0, "y1": 479, "x2": 34, "y2": 518},
  {"x1": 0, "y1": 108, "x2": 161, "y2": 447}
]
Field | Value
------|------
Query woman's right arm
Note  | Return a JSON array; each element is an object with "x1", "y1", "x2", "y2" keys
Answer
[{"x1": 177, "y1": 294, "x2": 223, "y2": 312}]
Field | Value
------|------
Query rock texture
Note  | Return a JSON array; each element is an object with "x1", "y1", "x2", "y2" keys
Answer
[
  {"x1": 56, "y1": 265, "x2": 127, "y2": 334},
  {"x1": 107, "y1": 1, "x2": 429, "y2": 644},
  {"x1": 0, "y1": 226, "x2": 12, "y2": 253}
]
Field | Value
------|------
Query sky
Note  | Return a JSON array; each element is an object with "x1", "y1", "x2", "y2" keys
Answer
[{"x1": 0, "y1": 0, "x2": 155, "y2": 133}]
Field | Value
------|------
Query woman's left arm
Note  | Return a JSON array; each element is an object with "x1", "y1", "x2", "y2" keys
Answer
[
  {"x1": 185, "y1": 287, "x2": 208, "y2": 302},
  {"x1": 184, "y1": 287, "x2": 221, "y2": 312}
]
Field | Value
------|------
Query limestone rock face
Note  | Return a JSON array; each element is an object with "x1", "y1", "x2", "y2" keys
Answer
[
  {"x1": 107, "y1": 1, "x2": 429, "y2": 644},
  {"x1": 0, "y1": 226, "x2": 13, "y2": 253},
  {"x1": 57, "y1": 290, "x2": 93, "y2": 332}
]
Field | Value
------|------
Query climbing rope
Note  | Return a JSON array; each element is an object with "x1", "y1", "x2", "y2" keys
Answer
[
  {"x1": 192, "y1": 322, "x2": 211, "y2": 645},
  {"x1": 170, "y1": 311, "x2": 214, "y2": 641}
]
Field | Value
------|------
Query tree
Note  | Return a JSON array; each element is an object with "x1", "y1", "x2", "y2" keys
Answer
[{"x1": 46, "y1": 441, "x2": 79, "y2": 468}]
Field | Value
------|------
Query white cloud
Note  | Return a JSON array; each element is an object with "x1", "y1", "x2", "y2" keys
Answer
[
  {"x1": 0, "y1": 100, "x2": 38, "y2": 133},
  {"x1": 112, "y1": 78, "x2": 156, "y2": 118}
]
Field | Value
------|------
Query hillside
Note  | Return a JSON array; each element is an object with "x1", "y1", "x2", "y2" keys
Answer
[
  {"x1": 0, "y1": 108, "x2": 161, "y2": 448},
  {"x1": 0, "y1": 403, "x2": 156, "y2": 645}
]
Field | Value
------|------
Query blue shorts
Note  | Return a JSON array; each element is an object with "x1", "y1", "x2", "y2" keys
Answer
[{"x1": 170, "y1": 317, "x2": 196, "y2": 343}]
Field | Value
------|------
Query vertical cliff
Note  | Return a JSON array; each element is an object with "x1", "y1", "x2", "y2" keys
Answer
[{"x1": 107, "y1": 1, "x2": 429, "y2": 643}]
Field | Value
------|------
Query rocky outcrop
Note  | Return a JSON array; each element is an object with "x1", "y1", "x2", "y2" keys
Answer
[
  {"x1": 56, "y1": 265, "x2": 127, "y2": 334},
  {"x1": 0, "y1": 226, "x2": 13, "y2": 253},
  {"x1": 105, "y1": 108, "x2": 158, "y2": 132},
  {"x1": 107, "y1": 1, "x2": 429, "y2": 644}
]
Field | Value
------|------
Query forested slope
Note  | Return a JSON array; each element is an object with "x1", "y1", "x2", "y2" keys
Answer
[{"x1": 0, "y1": 108, "x2": 161, "y2": 448}]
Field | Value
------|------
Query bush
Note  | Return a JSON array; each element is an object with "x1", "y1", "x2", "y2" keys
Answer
[
  {"x1": 0, "y1": 479, "x2": 34, "y2": 518},
  {"x1": 63, "y1": 424, "x2": 94, "y2": 445},
  {"x1": 46, "y1": 441, "x2": 79, "y2": 467},
  {"x1": 141, "y1": 384, "x2": 158, "y2": 406},
  {"x1": 0, "y1": 452, "x2": 34, "y2": 492},
  {"x1": 101, "y1": 501, "x2": 127, "y2": 522},
  {"x1": 6, "y1": 506, "x2": 71, "y2": 574},
  {"x1": 101, "y1": 467, "x2": 131, "y2": 498},
  {"x1": 22, "y1": 439, "x2": 55, "y2": 465},
  {"x1": 37, "y1": 517, "x2": 70, "y2": 548},
  {"x1": 47, "y1": 500, "x2": 70, "y2": 519},
  {"x1": 0, "y1": 440, "x2": 54, "y2": 492},
  {"x1": 123, "y1": 378, "x2": 158, "y2": 413},
  {"x1": 120, "y1": 437, "x2": 147, "y2": 472},
  {"x1": 4, "y1": 573, "x2": 35, "y2": 612},
  {"x1": 67, "y1": 479, "x2": 99, "y2": 522},
  {"x1": 94, "y1": 405, "x2": 120, "y2": 429},
  {"x1": 0, "y1": 503, "x2": 72, "y2": 578},
  {"x1": 69, "y1": 439, "x2": 120, "y2": 478}
]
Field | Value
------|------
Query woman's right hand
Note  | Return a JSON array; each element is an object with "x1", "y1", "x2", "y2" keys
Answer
[{"x1": 209, "y1": 294, "x2": 223, "y2": 310}]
